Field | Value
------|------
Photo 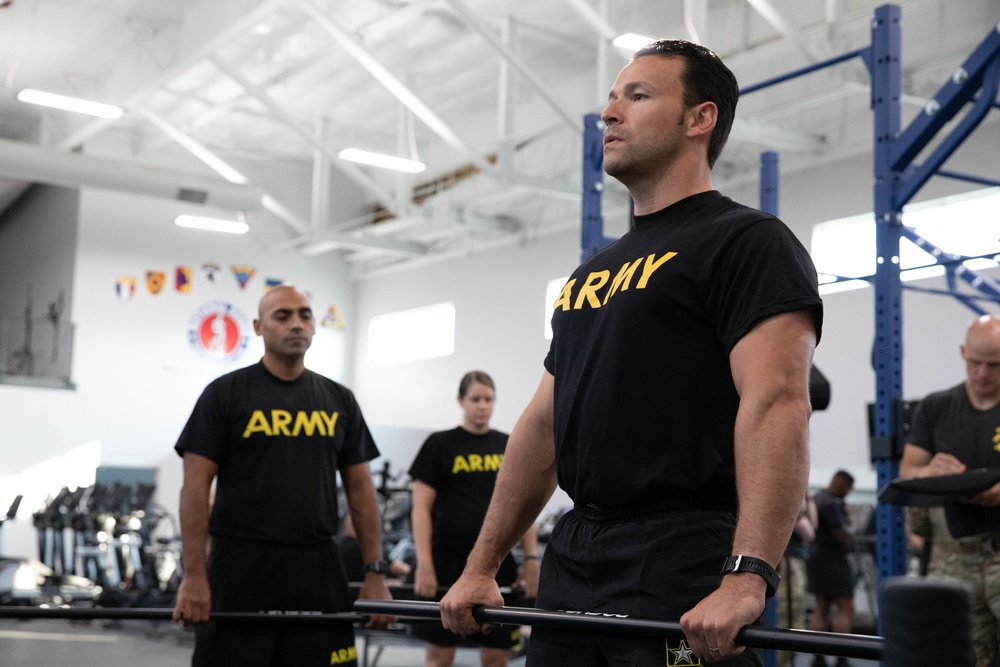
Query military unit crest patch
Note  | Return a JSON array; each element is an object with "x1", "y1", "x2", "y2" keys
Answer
[{"x1": 146, "y1": 271, "x2": 166, "y2": 295}]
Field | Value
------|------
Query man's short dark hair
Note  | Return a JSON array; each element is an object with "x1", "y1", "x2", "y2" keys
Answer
[
  {"x1": 632, "y1": 40, "x2": 739, "y2": 169},
  {"x1": 832, "y1": 469, "x2": 855, "y2": 487}
]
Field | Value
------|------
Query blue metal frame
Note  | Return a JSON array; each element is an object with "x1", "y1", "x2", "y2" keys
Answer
[
  {"x1": 868, "y1": 5, "x2": 909, "y2": 608},
  {"x1": 759, "y1": 151, "x2": 780, "y2": 217},
  {"x1": 866, "y1": 7, "x2": 1000, "y2": 610},
  {"x1": 581, "y1": 113, "x2": 615, "y2": 262},
  {"x1": 760, "y1": 150, "x2": 780, "y2": 667}
]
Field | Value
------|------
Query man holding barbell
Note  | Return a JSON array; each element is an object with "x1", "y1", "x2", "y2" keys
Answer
[
  {"x1": 440, "y1": 40, "x2": 822, "y2": 666},
  {"x1": 172, "y1": 285, "x2": 393, "y2": 666}
]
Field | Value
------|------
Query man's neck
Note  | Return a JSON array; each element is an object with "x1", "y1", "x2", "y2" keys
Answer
[
  {"x1": 261, "y1": 354, "x2": 306, "y2": 381},
  {"x1": 965, "y1": 383, "x2": 1000, "y2": 411},
  {"x1": 628, "y1": 158, "x2": 713, "y2": 216}
]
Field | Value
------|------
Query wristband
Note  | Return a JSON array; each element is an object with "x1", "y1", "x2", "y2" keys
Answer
[
  {"x1": 721, "y1": 555, "x2": 779, "y2": 597},
  {"x1": 524, "y1": 554, "x2": 540, "y2": 561}
]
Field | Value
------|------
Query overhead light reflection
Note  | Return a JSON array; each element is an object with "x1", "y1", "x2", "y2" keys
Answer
[
  {"x1": 612, "y1": 33, "x2": 656, "y2": 52},
  {"x1": 17, "y1": 89, "x2": 124, "y2": 119},
  {"x1": 338, "y1": 148, "x2": 426, "y2": 173},
  {"x1": 174, "y1": 215, "x2": 249, "y2": 234}
]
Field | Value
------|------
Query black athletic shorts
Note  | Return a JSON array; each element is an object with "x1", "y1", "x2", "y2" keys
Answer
[
  {"x1": 526, "y1": 507, "x2": 763, "y2": 667},
  {"x1": 409, "y1": 541, "x2": 520, "y2": 649},
  {"x1": 193, "y1": 536, "x2": 357, "y2": 667},
  {"x1": 807, "y1": 546, "x2": 854, "y2": 599}
]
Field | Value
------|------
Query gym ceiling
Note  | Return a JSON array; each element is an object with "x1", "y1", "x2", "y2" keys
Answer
[{"x1": 0, "y1": 0, "x2": 996, "y2": 277}]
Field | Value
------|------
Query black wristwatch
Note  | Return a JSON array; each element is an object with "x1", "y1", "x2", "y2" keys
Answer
[
  {"x1": 721, "y1": 555, "x2": 779, "y2": 597},
  {"x1": 364, "y1": 560, "x2": 391, "y2": 575}
]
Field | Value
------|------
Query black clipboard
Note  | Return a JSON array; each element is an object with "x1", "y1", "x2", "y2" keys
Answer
[{"x1": 877, "y1": 468, "x2": 1000, "y2": 506}]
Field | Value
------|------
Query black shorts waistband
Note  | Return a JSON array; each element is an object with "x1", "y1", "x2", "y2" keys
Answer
[
  {"x1": 573, "y1": 496, "x2": 736, "y2": 522},
  {"x1": 211, "y1": 534, "x2": 337, "y2": 550}
]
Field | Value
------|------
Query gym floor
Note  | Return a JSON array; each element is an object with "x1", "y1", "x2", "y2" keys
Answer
[
  {"x1": 0, "y1": 618, "x2": 878, "y2": 666},
  {"x1": 0, "y1": 618, "x2": 515, "y2": 667}
]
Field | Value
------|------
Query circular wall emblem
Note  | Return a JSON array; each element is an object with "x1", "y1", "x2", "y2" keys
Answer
[{"x1": 187, "y1": 301, "x2": 251, "y2": 362}]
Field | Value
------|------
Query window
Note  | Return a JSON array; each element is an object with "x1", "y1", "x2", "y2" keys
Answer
[
  {"x1": 811, "y1": 188, "x2": 1000, "y2": 295},
  {"x1": 544, "y1": 276, "x2": 569, "y2": 340},
  {"x1": 367, "y1": 302, "x2": 455, "y2": 367}
]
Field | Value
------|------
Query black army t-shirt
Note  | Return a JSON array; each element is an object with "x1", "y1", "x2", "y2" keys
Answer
[
  {"x1": 409, "y1": 427, "x2": 509, "y2": 548},
  {"x1": 909, "y1": 383, "x2": 1000, "y2": 538},
  {"x1": 544, "y1": 190, "x2": 823, "y2": 514},
  {"x1": 175, "y1": 361, "x2": 379, "y2": 545}
]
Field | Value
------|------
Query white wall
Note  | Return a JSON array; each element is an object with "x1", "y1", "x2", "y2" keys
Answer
[{"x1": 353, "y1": 230, "x2": 580, "y2": 434}]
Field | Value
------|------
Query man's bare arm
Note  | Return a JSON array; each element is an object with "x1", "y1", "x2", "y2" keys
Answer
[
  {"x1": 681, "y1": 309, "x2": 816, "y2": 660},
  {"x1": 899, "y1": 443, "x2": 965, "y2": 479},
  {"x1": 172, "y1": 452, "x2": 217, "y2": 624},
  {"x1": 341, "y1": 462, "x2": 394, "y2": 628}
]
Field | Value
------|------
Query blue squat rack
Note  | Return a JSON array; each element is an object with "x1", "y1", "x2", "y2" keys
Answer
[{"x1": 579, "y1": 0, "x2": 1000, "y2": 645}]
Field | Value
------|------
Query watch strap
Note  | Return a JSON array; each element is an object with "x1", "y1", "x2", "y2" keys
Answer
[
  {"x1": 721, "y1": 554, "x2": 779, "y2": 597},
  {"x1": 364, "y1": 559, "x2": 390, "y2": 575}
]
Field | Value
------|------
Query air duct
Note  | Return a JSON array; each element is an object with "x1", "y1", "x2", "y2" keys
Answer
[{"x1": 0, "y1": 138, "x2": 263, "y2": 212}]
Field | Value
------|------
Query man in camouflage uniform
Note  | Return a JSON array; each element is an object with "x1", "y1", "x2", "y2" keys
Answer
[{"x1": 901, "y1": 315, "x2": 1000, "y2": 667}]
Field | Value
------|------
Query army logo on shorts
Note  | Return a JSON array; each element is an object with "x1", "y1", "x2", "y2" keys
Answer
[{"x1": 666, "y1": 639, "x2": 702, "y2": 666}]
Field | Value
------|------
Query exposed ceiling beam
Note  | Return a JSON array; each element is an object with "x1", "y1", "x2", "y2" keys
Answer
[
  {"x1": 0, "y1": 137, "x2": 263, "y2": 211},
  {"x1": 54, "y1": 0, "x2": 294, "y2": 153},
  {"x1": 138, "y1": 106, "x2": 307, "y2": 234},
  {"x1": 684, "y1": 0, "x2": 708, "y2": 44},
  {"x1": 730, "y1": 117, "x2": 826, "y2": 152},
  {"x1": 141, "y1": 106, "x2": 426, "y2": 258},
  {"x1": 497, "y1": 17, "x2": 519, "y2": 179},
  {"x1": 298, "y1": 0, "x2": 497, "y2": 177},
  {"x1": 443, "y1": 0, "x2": 583, "y2": 133},
  {"x1": 745, "y1": 0, "x2": 824, "y2": 61},
  {"x1": 208, "y1": 55, "x2": 401, "y2": 213},
  {"x1": 300, "y1": 232, "x2": 427, "y2": 258},
  {"x1": 312, "y1": 117, "x2": 333, "y2": 230},
  {"x1": 561, "y1": 0, "x2": 617, "y2": 41},
  {"x1": 143, "y1": 41, "x2": 345, "y2": 154}
]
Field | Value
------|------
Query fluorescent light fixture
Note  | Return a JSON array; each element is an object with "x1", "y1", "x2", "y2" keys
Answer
[
  {"x1": 17, "y1": 89, "x2": 124, "y2": 119},
  {"x1": 612, "y1": 33, "x2": 656, "y2": 52},
  {"x1": 174, "y1": 215, "x2": 249, "y2": 234},
  {"x1": 338, "y1": 148, "x2": 426, "y2": 173}
]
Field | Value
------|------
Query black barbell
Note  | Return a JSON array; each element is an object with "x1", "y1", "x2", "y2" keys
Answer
[
  {"x1": 354, "y1": 599, "x2": 883, "y2": 661},
  {"x1": 0, "y1": 577, "x2": 976, "y2": 667},
  {"x1": 0, "y1": 601, "x2": 879, "y2": 659},
  {"x1": 0, "y1": 606, "x2": 367, "y2": 624}
]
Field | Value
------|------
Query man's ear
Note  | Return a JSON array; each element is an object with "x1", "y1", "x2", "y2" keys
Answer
[
  {"x1": 253, "y1": 318, "x2": 262, "y2": 335},
  {"x1": 686, "y1": 101, "x2": 717, "y2": 139}
]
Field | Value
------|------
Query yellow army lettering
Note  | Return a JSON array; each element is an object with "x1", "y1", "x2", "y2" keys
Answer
[
  {"x1": 451, "y1": 453, "x2": 504, "y2": 474},
  {"x1": 242, "y1": 410, "x2": 339, "y2": 438},
  {"x1": 329, "y1": 645, "x2": 357, "y2": 665},
  {"x1": 554, "y1": 252, "x2": 677, "y2": 311}
]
